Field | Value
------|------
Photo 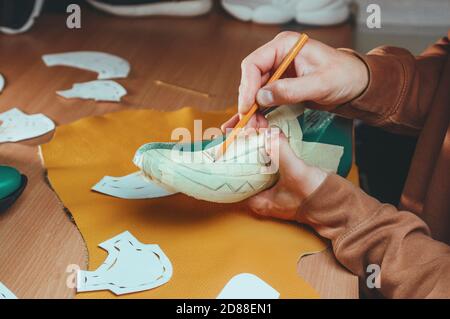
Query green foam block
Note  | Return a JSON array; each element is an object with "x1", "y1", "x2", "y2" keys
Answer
[{"x1": 0, "y1": 165, "x2": 22, "y2": 200}]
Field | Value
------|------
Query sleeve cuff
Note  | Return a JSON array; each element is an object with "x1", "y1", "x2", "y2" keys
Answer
[
  {"x1": 296, "y1": 173, "x2": 382, "y2": 242},
  {"x1": 334, "y1": 48, "x2": 411, "y2": 127}
]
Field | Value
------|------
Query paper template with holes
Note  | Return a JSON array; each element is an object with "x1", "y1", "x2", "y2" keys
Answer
[
  {"x1": 0, "y1": 108, "x2": 55, "y2": 143},
  {"x1": 57, "y1": 80, "x2": 127, "y2": 102},
  {"x1": 92, "y1": 171, "x2": 176, "y2": 199},
  {"x1": 77, "y1": 231, "x2": 173, "y2": 295},
  {"x1": 42, "y1": 51, "x2": 130, "y2": 80},
  {"x1": 0, "y1": 282, "x2": 17, "y2": 299}
]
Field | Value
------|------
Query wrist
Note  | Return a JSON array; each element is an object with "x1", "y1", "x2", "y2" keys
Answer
[
  {"x1": 337, "y1": 48, "x2": 370, "y2": 102},
  {"x1": 294, "y1": 163, "x2": 328, "y2": 200},
  {"x1": 353, "y1": 56, "x2": 370, "y2": 100}
]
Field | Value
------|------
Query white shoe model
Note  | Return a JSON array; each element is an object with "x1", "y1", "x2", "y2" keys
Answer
[
  {"x1": 221, "y1": 0, "x2": 299, "y2": 24},
  {"x1": 295, "y1": 0, "x2": 350, "y2": 26},
  {"x1": 221, "y1": 0, "x2": 350, "y2": 26},
  {"x1": 86, "y1": 0, "x2": 213, "y2": 17}
]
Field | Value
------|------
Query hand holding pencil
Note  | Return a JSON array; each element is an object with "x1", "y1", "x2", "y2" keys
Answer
[
  {"x1": 221, "y1": 31, "x2": 369, "y2": 135},
  {"x1": 215, "y1": 33, "x2": 310, "y2": 161}
]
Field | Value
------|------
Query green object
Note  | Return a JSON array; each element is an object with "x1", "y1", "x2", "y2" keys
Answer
[
  {"x1": 299, "y1": 110, "x2": 353, "y2": 177},
  {"x1": 0, "y1": 165, "x2": 22, "y2": 200}
]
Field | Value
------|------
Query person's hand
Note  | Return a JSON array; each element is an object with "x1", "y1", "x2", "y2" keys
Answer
[
  {"x1": 245, "y1": 121, "x2": 327, "y2": 221},
  {"x1": 240, "y1": 30, "x2": 369, "y2": 112},
  {"x1": 222, "y1": 31, "x2": 369, "y2": 130}
]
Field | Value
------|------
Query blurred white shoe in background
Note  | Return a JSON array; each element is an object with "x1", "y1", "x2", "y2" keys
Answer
[
  {"x1": 221, "y1": 0, "x2": 298, "y2": 24},
  {"x1": 87, "y1": 0, "x2": 213, "y2": 17},
  {"x1": 221, "y1": 0, "x2": 350, "y2": 25},
  {"x1": 296, "y1": 0, "x2": 350, "y2": 26}
]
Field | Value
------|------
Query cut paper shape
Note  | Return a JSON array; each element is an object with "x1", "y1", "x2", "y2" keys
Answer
[
  {"x1": 42, "y1": 51, "x2": 130, "y2": 80},
  {"x1": 0, "y1": 282, "x2": 18, "y2": 299},
  {"x1": 217, "y1": 273, "x2": 280, "y2": 299},
  {"x1": 92, "y1": 171, "x2": 175, "y2": 199},
  {"x1": 77, "y1": 231, "x2": 173, "y2": 295},
  {"x1": 57, "y1": 80, "x2": 127, "y2": 102},
  {"x1": 134, "y1": 105, "x2": 350, "y2": 203},
  {"x1": 0, "y1": 73, "x2": 5, "y2": 93},
  {"x1": 0, "y1": 108, "x2": 55, "y2": 143}
]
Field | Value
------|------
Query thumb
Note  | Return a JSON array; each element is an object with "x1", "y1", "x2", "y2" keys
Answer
[{"x1": 256, "y1": 75, "x2": 323, "y2": 107}]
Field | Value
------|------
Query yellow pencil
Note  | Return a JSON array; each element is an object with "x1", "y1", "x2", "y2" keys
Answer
[{"x1": 215, "y1": 33, "x2": 309, "y2": 161}]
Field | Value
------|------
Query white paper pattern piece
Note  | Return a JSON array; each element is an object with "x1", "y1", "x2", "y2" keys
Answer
[
  {"x1": 42, "y1": 51, "x2": 130, "y2": 80},
  {"x1": 77, "y1": 231, "x2": 173, "y2": 295},
  {"x1": 217, "y1": 273, "x2": 280, "y2": 299},
  {"x1": 0, "y1": 108, "x2": 55, "y2": 143},
  {"x1": 57, "y1": 80, "x2": 127, "y2": 102},
  {"x1": 0, "y1": 73, "x2": 5, "y2": 93},
  {"x1": 0, "y1": 282, "x2": 18, "y2": 299},
  {"x1": 92, "y1": 171, "x2": 175, "y2": 199}
]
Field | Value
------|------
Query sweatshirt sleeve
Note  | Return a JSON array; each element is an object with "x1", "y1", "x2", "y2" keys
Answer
[
  {"x1": 297, "y1": 174, "x2": 450, "y2": 298},
  {"x1": 334, "y1": 33, "x2": 450, "y2": 136}
]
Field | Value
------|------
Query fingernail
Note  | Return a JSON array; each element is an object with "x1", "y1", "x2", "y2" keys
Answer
[{"x1": 257, "y1": 88, "x2": 274, "y2": 106}]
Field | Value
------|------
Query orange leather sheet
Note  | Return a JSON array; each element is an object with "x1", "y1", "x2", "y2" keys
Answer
[{"x1": 41, "y1": 107, "x2": 328, "y2": 298}]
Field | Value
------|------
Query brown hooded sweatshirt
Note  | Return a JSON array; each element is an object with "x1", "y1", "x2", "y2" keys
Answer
[{"x1": 297, "y1": 31, "x2": 450, "y2": 298}]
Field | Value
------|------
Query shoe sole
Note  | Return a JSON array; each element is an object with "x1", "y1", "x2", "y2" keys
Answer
[
  {"x1": 0, "y1": 0, "x2": 44, "y2": 34},
  {"x1": 86, "y1": 0, "x2": 213, "y2": 17}
]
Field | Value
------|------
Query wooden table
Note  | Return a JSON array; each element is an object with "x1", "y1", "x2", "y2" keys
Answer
[{"x1": 0, "y1": 3, "x2": 358, "y2": 298}]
